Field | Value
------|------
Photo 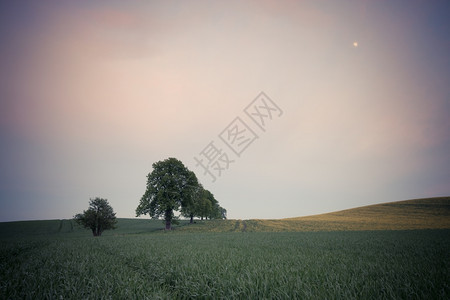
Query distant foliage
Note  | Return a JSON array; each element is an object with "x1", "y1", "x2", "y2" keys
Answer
[
  {"x1": 74, "y1": 197, "x2": 117, "y2": 236},
  {"x1": 182, "y1": 184, "x2": 227, "y2": 223},
  {"x1": 136, "y1": 157, "x2": 227, "y2": 229},
  {"x1": 136, "y1": 158, "x2": 199, "y2": 230}
]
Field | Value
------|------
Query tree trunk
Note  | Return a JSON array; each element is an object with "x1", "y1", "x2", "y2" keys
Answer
[
  {"x1": 190, "y1": 214, "x2": 194, "y2": 224},
  {"x1": 165, "y1": 209, "x2": 172, "y2": 230}
]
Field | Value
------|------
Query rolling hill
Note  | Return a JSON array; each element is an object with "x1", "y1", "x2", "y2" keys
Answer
[
  {"x1": 1, "y1": 197, "x2": 448, "y2": 299},
  {"x1": 179, "y1": 196, "x2": 450, "y2": 232},
  {"x1": 1, "y1": 197, "x2": 449, "y2": 236}
]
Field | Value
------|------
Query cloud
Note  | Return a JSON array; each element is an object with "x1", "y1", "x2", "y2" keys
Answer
[{"x1": 1, "y1": 0, "x2": 449, "y2": 221}]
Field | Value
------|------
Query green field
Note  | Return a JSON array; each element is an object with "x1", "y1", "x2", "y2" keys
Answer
[{"x1": 1, "y1": 197, "x2": 449, "y2": 299}]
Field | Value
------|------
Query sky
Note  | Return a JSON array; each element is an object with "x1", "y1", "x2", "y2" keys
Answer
[{"x1": 0, "y1": 0, "x2": 449, "y2": 222}]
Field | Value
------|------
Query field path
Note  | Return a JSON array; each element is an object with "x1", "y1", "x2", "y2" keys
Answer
[
  {"x1": 242, "y1": 221, "x2": 247, "y2": 232},
  {"x1": 233, "y1": 220, "x2": 241, "y2": 231},
  {"x1": 232, "y1": 220, "x2": 247, "y2": 232}
]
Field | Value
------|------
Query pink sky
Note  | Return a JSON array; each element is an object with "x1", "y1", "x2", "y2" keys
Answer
[{"x1": 1, "y1": 0, "x2": 449, "y2": 221}]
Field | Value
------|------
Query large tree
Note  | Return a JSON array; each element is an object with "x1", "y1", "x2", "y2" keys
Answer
[
  {"x1": 74, "y1": 197, "x2": 117, "y2": 236},
  {"x1": 136, "y1": 157, "x2": 199, "y2": 230}
]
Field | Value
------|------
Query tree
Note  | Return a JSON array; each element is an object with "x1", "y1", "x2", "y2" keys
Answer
[
  {"x1": 182, "y1": 185, "x2": 227, "y2": 222},
  {"x1": 74, "y1": 197, "x2": 117, "y2": 236},
  {"x1": 136, "y1": 157, "x2": 199, "y2": 230},
  {"x1": 204, "y1": 190, "x2": 226, "y2": 220},
  {"x1": 218, "y1": 206, "x2": 227, "y2": 219},
  {"x1": 181, "y1": 184, "x2": 205, "y2": 224},
  {"x1": 197, "y1": 191, "x2": 213, "y2": 220}
]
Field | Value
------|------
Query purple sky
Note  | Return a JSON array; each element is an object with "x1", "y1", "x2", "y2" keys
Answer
[{"x1": 1, "y1": 0, "x2": 449, "y2": 221}]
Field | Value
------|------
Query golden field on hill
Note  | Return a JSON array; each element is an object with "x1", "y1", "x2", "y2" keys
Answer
[{"x1": 178, "y1": 197, "x2": 450, "y2": 232}]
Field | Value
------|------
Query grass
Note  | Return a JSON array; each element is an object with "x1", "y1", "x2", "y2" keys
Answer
[
  {"x1": 1, "y1": 196, "x2": 449, "y2": 299},
  {"x1": 1, "y1": 230, "x2": 449, "y2": 299},
  {"x1": 0, "y1": 218, "x2": 189, "y2": 239}
]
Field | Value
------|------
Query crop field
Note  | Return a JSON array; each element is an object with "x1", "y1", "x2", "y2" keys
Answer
[
  {"x1": 1, "y1": 197, "x2": 449, "y2": 299},
  {"x1": 178, "y1": 197, "x2": 450, "y2": 233},
  {"x1": 1, "y1": 229, "x2": 449, "y2": 299}
]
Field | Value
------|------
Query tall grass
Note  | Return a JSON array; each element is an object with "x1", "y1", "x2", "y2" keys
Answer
[
  {"x1": 1, "y1": 197, "x2": 449, "y2": 298},
  {"x1": 1, "y1": 230, "x2": 449, "y2": 299}
]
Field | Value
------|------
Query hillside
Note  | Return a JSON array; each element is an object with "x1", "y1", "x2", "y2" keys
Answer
[
  {"x1": 0, "y1": 219, "x2": 189, "y2": 239},
  {"x1": 1, "y1": 197, "x2": 449, "y2": 236},
  {"x1": 179, "y1": 196, "x2": 450, "y2": 232},
  {"x1": 1, "y1": 199, "x2": 449, "y2": 299}
]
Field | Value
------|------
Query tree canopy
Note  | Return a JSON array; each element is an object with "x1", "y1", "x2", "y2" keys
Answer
[
  {"x1": 182, "y1": 185, "x2": 227, "y2": 222},
  {"x1": 136, "y1": 158, "x2": 227, "y2": 229},
  {"x1": 136, "y1": 157, "x2": 199, "y2": 230},
  {"x1": 74, "y1": 197, "x2": 117, "y2": 236}
]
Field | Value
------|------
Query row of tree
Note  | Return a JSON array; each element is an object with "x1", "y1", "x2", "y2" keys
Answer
[
  {"x1": 136, "y1": 157, "x2": 226, "y2": 230},
  {"x1": 75, "y1": 157, "x2": 227, "y2": 236},
  {"x1": 181, "y1": 184, "x2": 227, "y2": 223}
]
